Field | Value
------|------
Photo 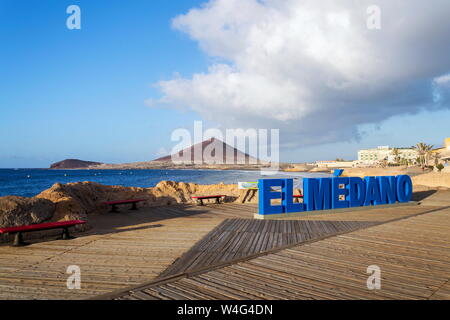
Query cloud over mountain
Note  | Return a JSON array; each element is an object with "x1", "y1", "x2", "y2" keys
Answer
[{"x1": 154, "y1": 0, "x2": 450, "y2": 147}]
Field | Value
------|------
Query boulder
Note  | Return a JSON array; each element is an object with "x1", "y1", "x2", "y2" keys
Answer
[
  {"x1": 0, "y1": 180, "x2": 264, "y2": 243},
  {"x1": 36, "y1": 182, "x2": 151, "y2": 222},
  {"x1": 0, "y1": 196, "x2": 54, "y2": 228},
  {"x1": 152, "y1": 180, "x2": 244, "y2": 204},
  {"x1": 1, "y1": 179, "x2": 260, "y2": 230}
]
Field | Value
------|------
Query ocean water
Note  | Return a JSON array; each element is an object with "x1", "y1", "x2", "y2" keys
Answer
[{"x1": 0, "y1": 169, "x2": 331, "y2": 198}]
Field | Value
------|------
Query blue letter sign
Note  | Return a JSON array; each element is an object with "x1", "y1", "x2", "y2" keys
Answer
[
  {"x1": 258, "y1": 179, "x2": 284, "y2": 215},
  {"x1": 303, "y1": 178, "x2": 332, "y2": 211},
  {"x1": 332, "y1": 177, "x2": 349, "y2": 209},
  {"x1": 258, "y1": 175, "x2": 413, "y2": 215},
  {"x1": 364, "y1": 176, "x2": 382, "y2": 206},
  {"x1": 378, "y1": 176, "x2": 397, "y2": 204},
  {"x1": 283, "y1": 178, "x2": 305, "y2": 213},
  {"x1": 396, "y1": 175, "x2": 413, "y2": 203},
  {"x1": 348, "y1": 177, "x2": 365, "y2": 207}
]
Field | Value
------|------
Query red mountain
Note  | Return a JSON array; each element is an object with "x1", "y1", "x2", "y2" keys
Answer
[{"x1": 153, "y1": 138, "x2": 259, "y2": 164}]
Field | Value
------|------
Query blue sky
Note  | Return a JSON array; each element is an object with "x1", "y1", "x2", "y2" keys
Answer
[{"x1": 0, "y1": 0, "x2": 449, "y2": 167}]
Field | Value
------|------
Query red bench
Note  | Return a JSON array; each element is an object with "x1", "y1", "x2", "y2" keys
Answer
[
  {"x1": 191, "y1": 195, "x2": 225, "y2": 206},
  {"x1": 103, "y1": 199, "x2": 146, "y2": 212},
  {"x1": 0, "y1": 220, "x2": 86, "y2": 247}
]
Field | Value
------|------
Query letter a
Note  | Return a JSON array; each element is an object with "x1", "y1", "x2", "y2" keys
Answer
[
  {"x1": 66, "y1": 5, "x2": 81, "y2": 30},
  {"x1": 66, "y1": 265, "x2": 81, "y2": 289},
  {"x1": 366, "y1": 265, "x2": 381, "y2": 290}
]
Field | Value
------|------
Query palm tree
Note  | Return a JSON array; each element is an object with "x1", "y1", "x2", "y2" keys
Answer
[
  {"x1": 433, "y1": 152, "x2": 441, "y2": 166},
  {"x1": 425, "y1": 146, "x2": 434, "y2": 166},
  {"x1": 391, "y1": 148, "x2": 400, "y2": 164},
  {"x1": 413, "y1": 142, "x2": 434, "y2": 168}
]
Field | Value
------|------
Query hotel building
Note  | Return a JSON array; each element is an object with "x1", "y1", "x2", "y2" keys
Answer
[{"x1": 357, "y1": 146, "x2": 418, "y2": 164}]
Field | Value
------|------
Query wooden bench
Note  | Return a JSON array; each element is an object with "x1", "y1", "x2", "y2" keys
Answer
[
  {"x1": 191, "y1": 195, "x2": 225, "y2": 206},
  {"x1": 103, "y1": 199, "x2": 146, "y2": 212},
  {"x1": 0, "y1": 220, "x2": 86, "y2": 247}
]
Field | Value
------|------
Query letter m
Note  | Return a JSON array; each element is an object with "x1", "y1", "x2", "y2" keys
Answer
[
  {"x1": 225, "y1": 128, "x2": 258, "y2": 164},
  {"x1": 304, "y1": 178, "x2": 332, "y2": 211}
]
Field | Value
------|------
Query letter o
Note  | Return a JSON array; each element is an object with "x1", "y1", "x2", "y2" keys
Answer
[{"x1": 396, "y1": 175, "x2": 413, "y2": 202}]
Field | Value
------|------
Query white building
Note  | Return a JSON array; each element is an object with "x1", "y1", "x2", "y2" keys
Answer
[
  {"x1": 358, "y1": 146, "x2": 418, "y2": 164},
  {"x1": 315, "y1": 160, "x2": 356, "y2": 168}
]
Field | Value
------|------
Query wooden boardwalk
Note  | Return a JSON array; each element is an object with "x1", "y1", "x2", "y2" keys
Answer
[
  {"x1": 107, "y1": 205, "x2": 450, "y2": 300},
  {"x1": 160, "y1": 219, "x2": 377, "y2": 277},
  {"x1": 0, "y1": 203, "x2": 257, "y2": 299},
  {"x1": 0, "y1": 199, "x2": 446, "y2": 300}
]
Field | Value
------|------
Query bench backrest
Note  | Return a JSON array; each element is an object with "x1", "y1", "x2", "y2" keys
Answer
[
  {"x1": 191, "y1": 195, "x2": 225, "y2": 199},
  {"x1": 0, "y1": 220, "x2": 86, "y2": 234}
]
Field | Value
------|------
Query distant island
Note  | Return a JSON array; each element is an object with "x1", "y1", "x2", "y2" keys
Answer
[{"x1": 50, "y1": 159, "x2": 104, "y2": 169}]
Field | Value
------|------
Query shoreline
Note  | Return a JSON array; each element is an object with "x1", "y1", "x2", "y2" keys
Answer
[
  {"x1": 0, "y1": 168, "x2": 330, "y2": 198},
  {"x1": 1, "y1": 171, "x2": 449, "y2": 244},
  {"x1": 1, "y1": 167, "x2": 448, "y2": 197}
]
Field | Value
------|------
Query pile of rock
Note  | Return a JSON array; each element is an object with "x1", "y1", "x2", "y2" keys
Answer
[
  {"x1": 0, "y1": 196, "x2": 54, "y2": 228},
  {"x1": 0, "y1": 180, "x2": 260, "y2": 230}
]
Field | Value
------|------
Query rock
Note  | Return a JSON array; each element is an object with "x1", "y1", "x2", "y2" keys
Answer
[
  {"x1": 153, "y1": 180, "x2": 244, "y2": 204},
  {"x1": 0, "y1": 180, "x2": 265, "y2": 243},
  {"x1": 36, "y1": 182, "x2": 150, "y2": 223},
  {"x1": 1, "y1": 179, "x2": 260, "y2": 233},
  {"x1": 0, "y1": 196, "x2": 54, "y2": 228}
]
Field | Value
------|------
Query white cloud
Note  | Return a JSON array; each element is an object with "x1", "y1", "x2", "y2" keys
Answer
[
  {"x1": 434, "y1": 74, "x2": 450, "y2": 86},
  {"x1": 154, "y1": 0, "x2": 450, "y2": 147}
]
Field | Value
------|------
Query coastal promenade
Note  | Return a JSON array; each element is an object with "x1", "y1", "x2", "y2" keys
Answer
[
  {"x1": 0, "y1": 192, "x2": 448, "y2": 300},
  {"x1": 106, "y1": 203, "x2": 450, "y2": 300},
  {"x1": 112, "y1": 209, "x2": 450, "y2": 300},
  {"x1": 0, "y1": 203, "x2": 257, "y2": 299}
]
